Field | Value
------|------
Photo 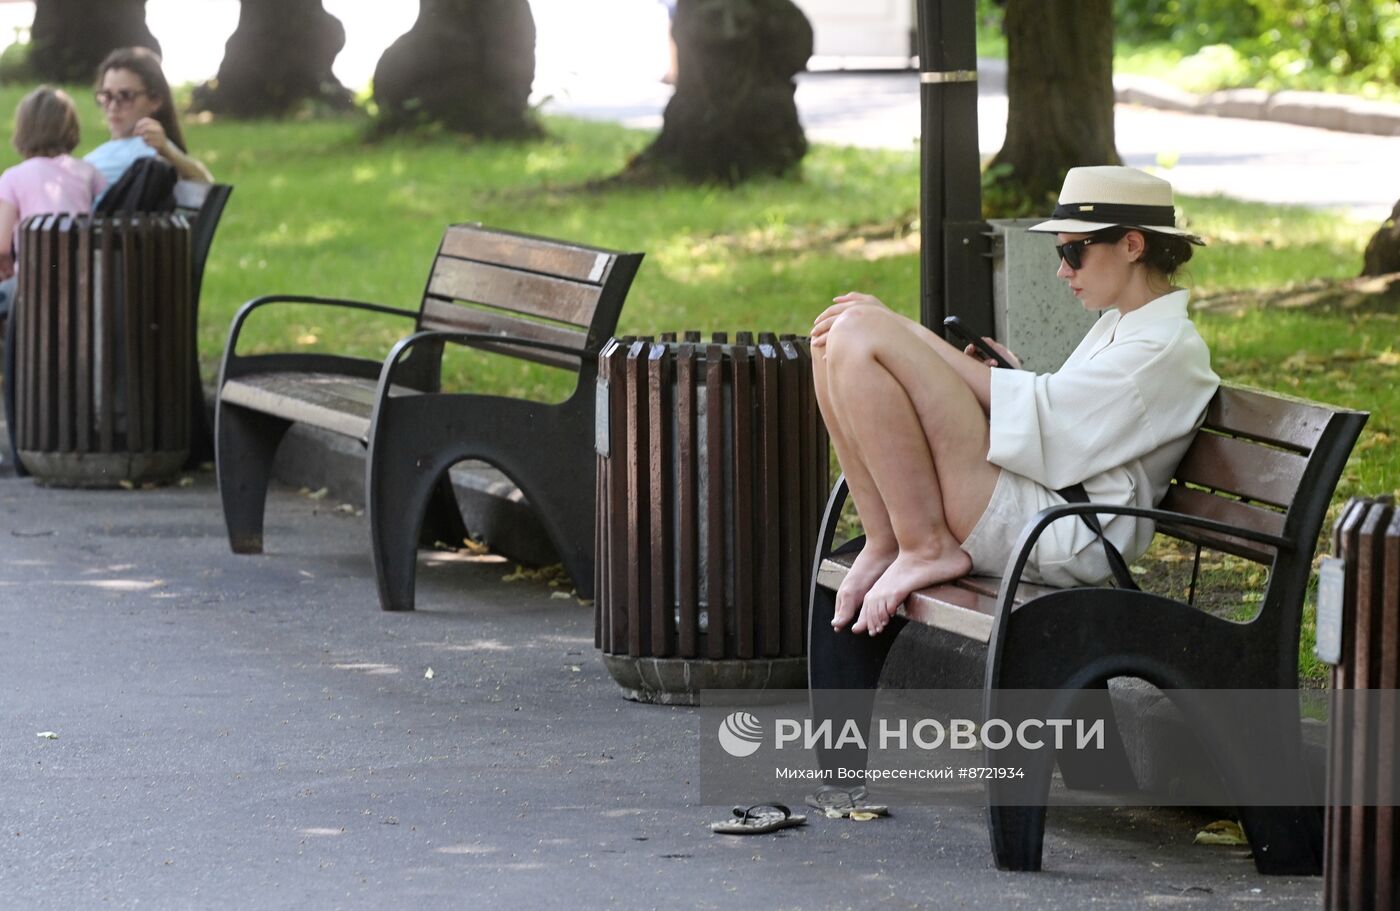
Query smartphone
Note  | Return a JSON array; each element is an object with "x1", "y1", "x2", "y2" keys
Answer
[{"x1": 943, "y1": 316, "x2": 1015, "y2": 369}]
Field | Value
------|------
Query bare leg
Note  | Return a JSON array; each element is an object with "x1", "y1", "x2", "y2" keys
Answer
[
  {"x1": 824, "y1": 305, "x2": 1000, "y2": 635},
  {"x1": 812, "y1": 341, "x2": 899, "y2": 630}
]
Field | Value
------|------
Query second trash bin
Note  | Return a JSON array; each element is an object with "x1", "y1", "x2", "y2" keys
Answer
[
  {"x1": 12, "y1": 213, "x2": 192, "y2": 486},
  {"x1": 595, "y1": 332, "x2": 829, "y2": 704}
]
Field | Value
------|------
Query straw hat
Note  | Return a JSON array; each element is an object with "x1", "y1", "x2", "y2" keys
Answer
[{"x1": 1028, "y1": 166, "x2": 1204, "y2": 244}]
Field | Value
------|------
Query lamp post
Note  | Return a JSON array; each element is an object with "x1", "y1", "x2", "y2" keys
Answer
[{"x1": 916, "y1": 0, "x2": 993, "y2": 337}]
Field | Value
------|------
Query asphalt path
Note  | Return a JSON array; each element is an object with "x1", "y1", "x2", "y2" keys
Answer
[
  {"x1": 0, "y1": 470, "x2": 1326, "y2": 909},
  {"x1": 541, "y1": 64, "x2": 1399, "y2": 224}
]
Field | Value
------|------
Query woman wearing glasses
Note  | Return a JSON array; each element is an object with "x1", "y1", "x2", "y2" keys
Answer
[
  {"x1": 809, "y1": 166, "x2": 1217, "y2": 638},
  {"x1": 85, "y1": 46, "x2": 213, "y2": 191}
]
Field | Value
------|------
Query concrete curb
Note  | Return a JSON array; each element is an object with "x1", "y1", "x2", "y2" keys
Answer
[
  {"x1": 1115, "y1": 73, "x2": 1400, "y2": 136},
  {"x1": 269, "y1": 422, "x2": 559, "y2": 569}
]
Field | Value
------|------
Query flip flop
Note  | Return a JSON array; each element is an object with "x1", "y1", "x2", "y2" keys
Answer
[
  {"x1": 710, "y1": 803, "x2": 808, "y2": 835},
  {"x1": 805, "y1": 785, "x2": 890, "y2": 819}
]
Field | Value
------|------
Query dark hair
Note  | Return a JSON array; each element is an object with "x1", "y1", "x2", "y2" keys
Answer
[
  {"x1": 12, "y1": 86, "x2": 81, "y2": 158},
  {"x1": 1089, "y1": 226, "x2": 1194, "y2": 279},
  {"x1": 95, "y1": 46, "x2": 187, "y2": 152}
]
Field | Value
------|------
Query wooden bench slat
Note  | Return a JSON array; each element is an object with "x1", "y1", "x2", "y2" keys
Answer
[
  {"x1": 817, "y1": 555, "x2": 1057, "y2": 644},
  {"x1": 439, "y1": 225, "x2": 612, "y2": 284},
  {"x1": 426, "y1": 257, "x2": 602, "y2": 328},
  {"x1": 1174, "y1": 431, "x2": 1308, "y2": 509},
  {"x1": 418, "y1": 299, "x2": 586, "y2": 370},
  {"x1": 1158, "y1": 484, "x2": 1284, "y2": 564},
  {"x1": 221, "y1": 372, "x2": 419, "y2": 442},
  {"x1": 1206, "y1": 385, "x2": 1334, "y2": 453}
]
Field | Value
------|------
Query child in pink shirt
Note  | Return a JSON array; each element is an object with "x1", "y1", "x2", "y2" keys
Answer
[{"x1": 0, "y1": 86, "x2": 108, "y2": 317}]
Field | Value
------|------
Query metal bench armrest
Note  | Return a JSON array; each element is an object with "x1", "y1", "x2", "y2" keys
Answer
[
  {"x1": 225, "y1": 294, "x2": 418, "y2": 360},
  {"x1": 995, "y1": 501, "x2": 1292, "y2": 613}
]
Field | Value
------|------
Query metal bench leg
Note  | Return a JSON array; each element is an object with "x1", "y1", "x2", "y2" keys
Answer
[
  {"x1": 1206, "y1": 695, "x2": 1323, "y2": 875},
  {"x1": 513, "y1": 475, "x2": 596, "y2": 601},
  {"x1": 185, "y1": 357, "x2": 214, "y2": 468},
  {"x1": 3, "y1": 310, "x2": 28, "y2": 477},
  {"x1": 808, "y1": 537, "x2": 906, "y2": 785},
  {"x1": 1238, "y1": 806, "x2": 1324, "y2": 875},
  {"x1": 985, "y1": 692, "x2": 1059, "y2": 872},
  {"x1": 366, "y1": 444, "x2": 444, "y2": 612},
  {"x1": 216, "y1": 402, "x2": 291, "y2": 554}
]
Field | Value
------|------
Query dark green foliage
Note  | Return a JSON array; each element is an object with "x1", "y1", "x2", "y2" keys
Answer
[{"x1": 1113, "y1": 0, "x2": 1400, "y2": 86}]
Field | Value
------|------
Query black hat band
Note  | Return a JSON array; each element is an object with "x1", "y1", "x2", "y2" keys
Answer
[{"x1": 1051, "y1": 202, "x2": 1176, "y2": 226}]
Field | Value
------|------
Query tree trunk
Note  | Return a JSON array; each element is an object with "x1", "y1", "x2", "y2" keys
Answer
[
  {"x1": 986, "y1": 0, "x2": 1119, "y2": 213},
  {"x1": 191, "y1": 0, "x2": 353, "y2": 117},
  {"x1": 29, "y1": 0, "x2": 159, "y2": 84},
  {"x1": 372, "y1": 0, "x2": 538, "y2": 138},
  {"x1": 1362, "y1": 200, "x2": 1400, "y2": 276},
  {"x1": 621, "y1": 0, "x2": 813, "y2": 186}
]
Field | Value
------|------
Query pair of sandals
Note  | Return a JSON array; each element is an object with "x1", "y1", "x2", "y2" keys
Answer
[{"x1": 710, "y1": 786, "x2": 890, "y2": 835}]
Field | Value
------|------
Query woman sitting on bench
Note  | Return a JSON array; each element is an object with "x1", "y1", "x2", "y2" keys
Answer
[
  {"x1": 810, "y1": 166, "x2": 1219, "y2": 637},
  {"x1": 85, "y1": 46, "x2": 213, "y2": 198}
]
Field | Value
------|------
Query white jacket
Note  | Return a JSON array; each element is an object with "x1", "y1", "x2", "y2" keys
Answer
[{"x1": 987, "y1": 289, "x2": 1220, "y2": 578}]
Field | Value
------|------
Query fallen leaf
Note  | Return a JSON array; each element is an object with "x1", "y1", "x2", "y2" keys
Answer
[
  {"x1": 36, "y1": 731, "x2": 58, "y2": 740},
  {"x1": 306, "y1": 487, "x2": 329, "y2": 500},
  {"x1": 336, "y1": 503, "x2": 356, "y2": 514},
  {"x1": 850, "y1": 811, "x2": 881, "y2": 821},
  {"x1": 550, "y1": 591, "x2": 572, "y2": 601},
  {"x1": 177, "y1": 476, "x2": 194, "y2": 488},
  {"x1": 1376, "y1": 350, "x2": 1400, "y2": 366},
  {"x1": 1194, "y1": 819, "x2": 1248, "y2": 846},
  {"x1": 118, "y1": 480, "x2": 135, "y2": 490}
]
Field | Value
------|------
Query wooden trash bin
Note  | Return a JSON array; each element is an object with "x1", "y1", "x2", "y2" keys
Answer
[
  {"x1": 13, "y1": 213, "x2": 192, "y2": 486},
  {"x1": 594, "y1": 332, "x2": 829, "y2": 704},
  {"x1": 1323, "y1": 497, "x2": 1400, "y2": 910}
]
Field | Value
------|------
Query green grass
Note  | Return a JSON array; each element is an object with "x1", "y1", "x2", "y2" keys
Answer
[
  {"x1": 1113, "y1": 41, "x2": 1400, "y2": 103},
  {"x1": 2, "y1": 84, "x2": 1393, "y2": 682}
]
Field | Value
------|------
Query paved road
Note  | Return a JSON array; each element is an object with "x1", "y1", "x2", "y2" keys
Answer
[
  {"x1": 541, "y1": 64, "x2": 1399, "y2": 223},
  {"x1": 0, "y1": 469, "x2": 1325, "y2": 909}
]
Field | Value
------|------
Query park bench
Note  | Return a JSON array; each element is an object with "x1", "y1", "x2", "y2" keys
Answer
[
  {"x1": 809, "y1": 384, "x2": 1367, "y2": 874},
  {"x1": 174, "y1": 180, "x2": 234, "y2": 462},
  {"x1": 214, "y1": 224, "x2": 643, "y2": 612}
]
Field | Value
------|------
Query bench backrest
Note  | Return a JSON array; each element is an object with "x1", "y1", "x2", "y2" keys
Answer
[
  {"x1": 416, "y1": 224, "x2": 643, "y2": 372},
  {"x1": 173, "y1": 180, "x2": 233, "y2": 309},
  {"x1": 1158, "y1": 386, "x2": 1366, "y2": 569}
]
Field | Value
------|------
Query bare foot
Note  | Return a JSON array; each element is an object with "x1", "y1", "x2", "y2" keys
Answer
[
  {"x1": 854, "y1": 546, "x2": 973, "y2": 636},
  {"x1": 831, "y1": 543, "x2": 897, "y2": 632}
]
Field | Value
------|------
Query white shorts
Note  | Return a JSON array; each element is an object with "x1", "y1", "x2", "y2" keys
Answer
[{"x1": 959, "y1": 469, "x2": 1138, "y2": 588}]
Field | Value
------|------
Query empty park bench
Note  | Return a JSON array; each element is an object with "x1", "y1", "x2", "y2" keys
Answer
[
  {"x1": 214, "y1": 224, "x2": 643, "y2": 611},
  {"x1": 809, "y1": 384, "x2": 1367, "y2": 874}
]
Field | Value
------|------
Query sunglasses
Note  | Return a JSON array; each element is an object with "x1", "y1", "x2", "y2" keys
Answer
[
  {"x1": 94, "y1": 89, "x2": 149, "y2": 108},
  {"x1": 1054, "y1": 237, "x2": 1106, "y2": 271}
]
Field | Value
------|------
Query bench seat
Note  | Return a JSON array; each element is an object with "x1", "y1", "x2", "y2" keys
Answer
[
  {"x1": 219, "y1": 372, "x2": 419, "y2": 443},
  {"x1": 816, "y1": 552, "x2": 1058, "y2": 643}
]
